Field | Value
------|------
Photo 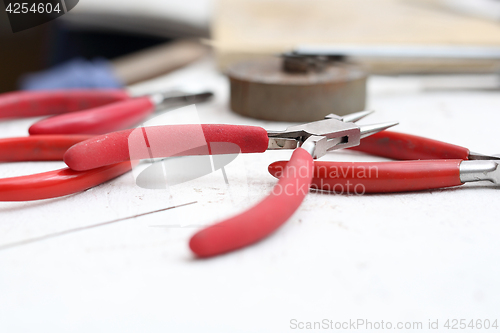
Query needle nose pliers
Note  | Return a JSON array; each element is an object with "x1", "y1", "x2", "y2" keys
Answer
[
  {"x1": 0, "y1": 89, "x2": 212, "y2": 135},
  {"x1": 62, "y1": 111, "x2": 396, "y2": 257},
  {"x1": 269, "y1": 129, "x2": 500, "y2": 193}
]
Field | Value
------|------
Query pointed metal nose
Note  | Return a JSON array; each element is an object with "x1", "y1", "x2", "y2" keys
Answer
[
  {"x1": 341, "y1": 110, "x2": 375, "y2": 123},
  {"x1": 359, "y1": 121, "x2": 399, "y2": 139}
]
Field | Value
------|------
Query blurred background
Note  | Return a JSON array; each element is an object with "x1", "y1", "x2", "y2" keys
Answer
[
  {"x1": 2, "y1": 0, "x2": 500, "y2": 93},
  {"x1": 0, "y1": 0, "x2": 211, "y2": 92}
]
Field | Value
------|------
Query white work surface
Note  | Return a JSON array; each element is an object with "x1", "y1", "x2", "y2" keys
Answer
[{"x1": 1, "y1": 58, "x2": 500, "y2": 332}]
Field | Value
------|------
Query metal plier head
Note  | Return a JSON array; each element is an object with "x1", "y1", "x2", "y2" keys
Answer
[{"x1": 267, "y1": 110, "x2": 398, "y2": 159}]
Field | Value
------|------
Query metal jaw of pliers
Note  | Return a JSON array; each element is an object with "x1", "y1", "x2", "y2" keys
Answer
[
  {"x1": 267, "y1": 110, "x2": 397, "y2": 159},
  {"x1": 460, "y1": 155, "x2": 500, "y2": 185}
]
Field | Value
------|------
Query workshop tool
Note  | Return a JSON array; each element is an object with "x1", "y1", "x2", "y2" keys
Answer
[
  {"x1": 268, "y1": 130, "x2": 500, "y2": 193},
  {"x1": 61, "y1": 111, "x2": 396, "y2": 257},
  {"x1": 227, "y1": 57, "x2": 366, "y2": 122},
  {"x1": 0, "y1": 135, "x2": 132, "y2": 201},
  {"x1": 0, "y1": 89, "x2": 213, "y2": 135}
]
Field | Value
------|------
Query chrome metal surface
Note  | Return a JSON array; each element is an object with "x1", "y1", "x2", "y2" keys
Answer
[
  {"x1": 468, "y1": 152, "x2": 500, "y2": 161},
  {"x1": 359, "y1": 122, "x2": 399, "y2": 139},
  {"x1": 267, "y1": 111, "x2": 398, "y2": 159},
  {"x1": 340, "y1": 110, "x2": 374, "y2": 123},
  {"x1": 301, "y1": 135, "x2": 329, "y2": 159},
  {"x1": 267, "y1": 117, "x2": 361, "y2": 152},
  {"x1": 150, "y1": 91, "x2": 213, "y2": 107},
  {"x1": 267, "y1": 138, "x2": 298, "y2": 150},
  {"x1": 460, "y1": 160, "x2": 500, "y2": 184}
]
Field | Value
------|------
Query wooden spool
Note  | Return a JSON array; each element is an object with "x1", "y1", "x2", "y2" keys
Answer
[{"x1": 227, "y1": 57, "x2": 367, "y2": 122}]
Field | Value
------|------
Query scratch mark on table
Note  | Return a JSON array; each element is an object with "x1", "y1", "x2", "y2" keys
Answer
[{"x1": 0, "y1": 201, "x2": 197, "y2": 252}]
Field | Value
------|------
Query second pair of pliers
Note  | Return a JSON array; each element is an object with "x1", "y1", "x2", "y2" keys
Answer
[
  {"x1": 0, "y1": 135, "x2": 132, "y2": 201},
  {"x1": 269, "y1": 123, "x2": 500, "y2": 193},
  {"x1": 0, "y1": 89, "x2": 212, "y2": 135}
]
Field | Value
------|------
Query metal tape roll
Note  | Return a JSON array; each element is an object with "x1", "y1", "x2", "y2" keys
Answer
[{"x1": 227, "y1": 57, "x2": 367, "y2": 122}]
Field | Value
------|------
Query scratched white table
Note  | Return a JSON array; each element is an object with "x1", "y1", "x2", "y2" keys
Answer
[{"x1": 1, "y1": 57, "x2": 499, "y2": 332}]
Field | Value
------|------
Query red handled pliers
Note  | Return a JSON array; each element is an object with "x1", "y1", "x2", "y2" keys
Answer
[
  {"x1": 269, "y1": 129, "x2": 500, "y2": 193},
  {"x1": 0, "y1": 89, "x2": 212, "y2": 135},
  {"x1": 0, "y1": 135, "x2": 132, "y2": 201},
  {"x1": 61, "y1": 111, "x2": 396, "y2": 257}
]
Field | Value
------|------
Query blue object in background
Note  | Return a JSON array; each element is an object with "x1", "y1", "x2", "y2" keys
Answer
[{"x1": 20, "y1": 58, "x2": 124, "y2": 90}]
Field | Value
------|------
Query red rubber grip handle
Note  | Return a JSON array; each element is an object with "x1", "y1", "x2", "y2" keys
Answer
[
  {"x1": 29, "y1": 97, "x2": 155, "y2": 135},
  {"x1": 190, "y1": 148, "x2": 313, "y2": 258},
  {"x1": 0, "y1": 90, "x2": 129, "y2": 119},
  {"x1": 64, "y1": 124, "x2": 270, "y2": 171},
  {"x1": 351, "y1": 131, "x2": 470, "y2": 160},
  {"x1": 0, "y1": 135, "x2": 93, "y2": 162},
  {"x1": 269, "y1": 159, "x2": 463, "y2": 193},
  {"x1": 0, "y1": 135, "x2": 131, "y2": 201},
  {"x1": 0, "y1": 162, "x2": 132, "y2": 201}
]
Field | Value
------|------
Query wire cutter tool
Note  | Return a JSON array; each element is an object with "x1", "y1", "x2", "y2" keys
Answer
[
  {"x1": 0, "y1": 89, "x2": 213, "y2": 135},
  {"x1": 269, "y1": 127, "x2": 500, "y2": 193},
  {"x1": 62, "y1": 111, "x2": 396, "y2": 257}
]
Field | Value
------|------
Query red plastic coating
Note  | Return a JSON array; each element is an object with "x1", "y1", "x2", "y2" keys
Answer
[
  {"x1": 269, "y1": 159, "x2": 463, "y2": 193},
  {"x1": 29, "y1": 96, "x2": 155, "y2": 135},
  {"x1": 0, "y1": 135, "x2": 132, "y2": 201},
  {"x1": 0, "y1": 90, "x2": 129, "y2": 119},
  {"x1": 0, "y1": 135, "x2": 93, "y2": 162},
  {"x1": 64, "y1": 124, "x2": 270, "y2": 171},
  {"x1": 351, "y1": 131, "x2": 470, "y2": 160},
  {"x1": 0, "y1": 162, "x2": 132, "y2": 201},
  {"x1": 190, "y1": 148, "x2": 314, "y2": 258}
]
